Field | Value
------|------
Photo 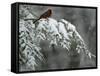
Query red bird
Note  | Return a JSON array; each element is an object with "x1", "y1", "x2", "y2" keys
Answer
[{"x1": 33, "y1": 9, "x2": 52, "y2": 23}]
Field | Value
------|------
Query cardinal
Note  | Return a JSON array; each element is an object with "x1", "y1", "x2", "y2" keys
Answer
[{"x1": 24, "y1": 9, "x2": 52, "y2": 23}]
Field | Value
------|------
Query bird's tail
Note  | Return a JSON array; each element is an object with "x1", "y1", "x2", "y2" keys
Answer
[{"x1": 33, "y1": 18, "x2": 40, "y2": 23}]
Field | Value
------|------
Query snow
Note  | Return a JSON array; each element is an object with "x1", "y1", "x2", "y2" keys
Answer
[
  {"x1": 58, "y1": 22, "x2": 69, "y2": 39},
  {"x1": 37, "y1": 18, "x2": 95, "y2": 58}
]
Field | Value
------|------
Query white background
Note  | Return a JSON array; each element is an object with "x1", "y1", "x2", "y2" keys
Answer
[{"x1": 0, "y1": 0, "x2": 99, "y2": 76}]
